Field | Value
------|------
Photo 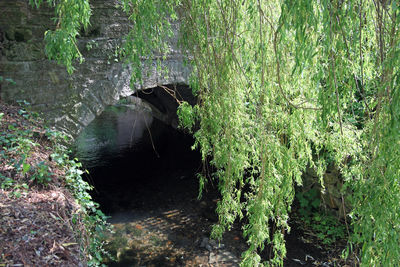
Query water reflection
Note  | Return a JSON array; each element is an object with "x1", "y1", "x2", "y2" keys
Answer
[{"x1": 74, "y1": 105, "x2": 153, "y2": 169}]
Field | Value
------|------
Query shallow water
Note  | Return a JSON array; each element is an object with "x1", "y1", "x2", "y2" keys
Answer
[{"x1": 73, "y1": 105, "x2": 339, "y2": 266}]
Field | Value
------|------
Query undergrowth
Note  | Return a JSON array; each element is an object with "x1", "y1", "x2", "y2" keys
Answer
[
  {"x1": 0, "y1": 102, "x2": 110, "y2": 266},
  {"x1": 296, "y1": 188, "x2": 348, "y2": 246}
]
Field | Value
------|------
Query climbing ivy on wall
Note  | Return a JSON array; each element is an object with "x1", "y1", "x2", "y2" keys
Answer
[{"x1": 30, "y1": 0, "x2": 400, "y2": 266}]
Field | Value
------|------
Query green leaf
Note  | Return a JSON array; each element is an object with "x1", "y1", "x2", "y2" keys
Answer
[{"x1": 22, "y1": 162, "x2": 31, "y2": 175}]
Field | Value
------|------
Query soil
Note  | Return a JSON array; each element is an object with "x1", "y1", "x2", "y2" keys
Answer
[{"x1": 0, "y1": 101, "x2": 83, "y2": 266}]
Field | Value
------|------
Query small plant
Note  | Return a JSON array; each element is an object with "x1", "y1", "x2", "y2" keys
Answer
[
  {"x1": 296, "y1": 188, "x2": 347, "y2": 245},
  {"x1": 312, "y1": 213, "x2": 346, "y2": 245},
  {"x1": 296, "y1": 188, "x2": 320, "y2": 218},
  {"x1": 0, "y1": 106, "x2": 42, "y2": 190},
  {"x1": 150, "y1": 235, "x2": 163, "y2": 246},
  {"x1": 85, "y1": 40, "x2": 98, "y2": 51},
  {"x1": 0, "y1": 76, "x2": 16, "y2": 85},
  {"x1": 30, "y1": 161, "x2": 52, "y2": 185},
  {"x1": 0, "y1": 174, "x2": 14, "y2": 189},
  {"x1": 49, "y1": 140, "x2": 111, "y2": 266}
]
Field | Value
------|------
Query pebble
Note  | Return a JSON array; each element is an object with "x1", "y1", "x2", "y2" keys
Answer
[{"x1": 200, "y1": 237, "x2": 225, "y2": 251}]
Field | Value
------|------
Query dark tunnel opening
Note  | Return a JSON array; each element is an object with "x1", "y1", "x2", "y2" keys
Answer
[
  {"x1": 86, "y1": 119, "x2": 201, "y2": 215},
  {"x1": 74, "y1": 84, "x2": 202, "y2": 215}
]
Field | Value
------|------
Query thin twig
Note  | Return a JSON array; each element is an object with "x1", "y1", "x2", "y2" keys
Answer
[
  {"x1": 329, "y1": 5, "x2": 343, "y2": 135},
  {"x1": 359, "y1": 0, "x2": 370, "y2": 117},
  {"x1": 335, "y1": 11, "x2": 372, "y2": 117},
  {"x1": 341, "y1": 194, "x2": 350, "y2": 238},
  {"x1": 143, "y1": 113, "x2": 159, "y2": 158},
  {"x1": 158, "y1": 84, "x2": 183, "y2": 104},
  {"x1": 273, "y1": 26, "x2": 321, "y2": 111}
]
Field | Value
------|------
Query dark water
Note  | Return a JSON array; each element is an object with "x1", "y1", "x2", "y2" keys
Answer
[
  {"x1": 73, "y1": 105, "x2": 332, "y2": 266},
  {"x1": 74, "y1": 105, "x2": 201, "y2": 214},
  {"x1": 74, "y1": 105, "x2": 155, "y2": 169}
]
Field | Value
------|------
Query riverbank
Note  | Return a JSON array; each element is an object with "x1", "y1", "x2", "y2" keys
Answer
[{"x1": 0, "y1": 101, "x2": 107, "y2": 266}]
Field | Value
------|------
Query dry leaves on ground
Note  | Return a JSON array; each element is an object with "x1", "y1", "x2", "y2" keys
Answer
[{"x1": 0, "y1": 101, "x2": 84, "y2": 266}]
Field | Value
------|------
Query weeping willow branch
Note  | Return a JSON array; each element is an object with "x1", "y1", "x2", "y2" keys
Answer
[
  {"x1": 336, "y1": 12, "x2": 372, "y2": 117},
  {"x1": 273, "y1": 27, "x2": 321, "y2": 111},
  {"x1": 329, "y1": 4, "x2": 344, "y2": 136},
  {"x1": 358, "y1": 0, "x2": 371, "y2": 117}
]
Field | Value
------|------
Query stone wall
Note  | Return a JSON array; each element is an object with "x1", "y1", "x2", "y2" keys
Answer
[
  {"x1": 302, "y1": 165, "x2": 351, "y2": 219},
  {"x1": 0, "y1": 0, "x2": 190, "y2": 139}
]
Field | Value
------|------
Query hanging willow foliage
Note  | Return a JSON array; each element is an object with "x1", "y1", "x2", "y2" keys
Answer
[
  {"x1": 29, "y1": 0, "x2": 91, "y2": 74},
  {"x1": 31, "y1": 0, "x2": 400, "y2": 266}
]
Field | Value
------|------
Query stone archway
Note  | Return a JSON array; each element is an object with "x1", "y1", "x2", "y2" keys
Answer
[{"x1": 0, "y1": 0, "x2": 191, "y2": 139}]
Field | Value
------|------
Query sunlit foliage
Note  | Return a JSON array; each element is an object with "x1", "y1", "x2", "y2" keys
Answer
[{"x1": 31, "y1": 0, "x2": 400, "y2": 265}]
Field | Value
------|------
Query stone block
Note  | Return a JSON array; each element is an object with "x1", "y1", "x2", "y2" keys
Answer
[
  {"x1": 321, "y1": 191, "x2": 339, "y2": 210},
  {"x1": 54, "y1": 114, "x2": 81, "y2": 137},
  {"x1": 77, "y1": 105, "x2": 97, "y2": 127},
  {"x1": 78, "y1": 39, "x2": 119, "y2": 59},
  {"x1": 0, "y1": 62, "x2": 29, "y2": 73},
  {"x1": 94, "y1": 7, "x2": 123, "y2": 19},
  {"x1": 4, "y1": 42, "x2": 45, "y2": 61},
  {"x1": 103, "y1": 23, "x2": 131, "y2": 38},
  {"x1": 25, "y1": 13, "x2": 54, "y2": 27},
  {"x1": 28, "y1": 92, "x2": 55, "y2": 106},
  {"x1": 29, "y1": 26, "x2": 48, "y2": 40},
  {"x1": 0, "y1": 5, "x2": 27, "y2": 26},
  {"x1": 90, "y1": 0, "x2": 120, "y2": 9},
  {"x1": 25, "y1": 61, "x2": 47, "y2": 72}
]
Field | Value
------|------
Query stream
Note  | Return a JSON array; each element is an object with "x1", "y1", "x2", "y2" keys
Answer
[
  {"x1": 74, "y1": 104, "x2": 337, "y2": 267},
  {"x1": 73, "y1": 104, "x2": 246, "y2": 266}
]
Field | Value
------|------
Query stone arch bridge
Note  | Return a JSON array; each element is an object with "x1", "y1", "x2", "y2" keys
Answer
[{"x1": 0, "y1": 0, "x2": 192, "y2": 139}]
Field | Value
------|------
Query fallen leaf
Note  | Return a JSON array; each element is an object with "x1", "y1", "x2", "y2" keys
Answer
[
  {"x1": 49, "y1": 213, "x2": 59, "y2": 221},
  {"x1": 62, "y1": 243, "x2": 77, "y2": 247}
]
